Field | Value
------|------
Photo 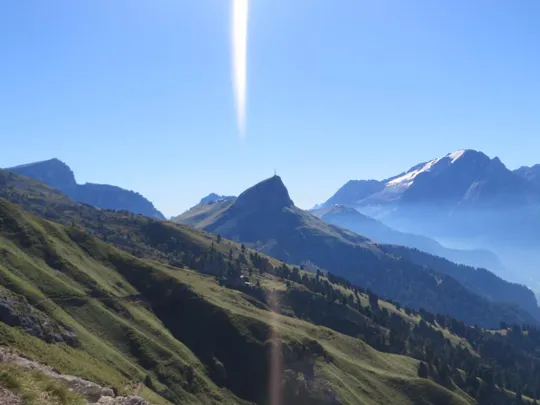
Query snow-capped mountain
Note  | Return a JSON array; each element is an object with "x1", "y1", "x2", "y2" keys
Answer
[
  {"x1": 321, "y1": 150, "x2": 540, "y2": 289},
  {"x1": 384, "y1": 150, "x2": 470, "y2": 193},
  {"x1": 326, "y1": 149, "x2": 538, "y2": 209},
  {"x1": 322, "y1": 149, "x2": 540, "y2": 244},
  {"x1": 330, "y1": 149, "x2": 536, "y2": 209}
]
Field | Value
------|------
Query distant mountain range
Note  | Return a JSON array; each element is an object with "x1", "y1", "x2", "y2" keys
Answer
[
  {"x1": 319, "y1": 150, "x2": 540, "y2": 286},
  {"x1": 320, "y1": 150, "x2": 540, "y2": 240},
  {"x1": 177, "y1": 190, "x2": 507, "y2": 276},
  {"x1": 310, "y1": 204, "x2": 506, "y2": 274},
  {"x1": 174, "y1": 175, "x2": 539, "y2": 326},
  {"x1": 6, "y1": 158, "x2": 165, "y2": 219},
  {"x1": 323, "y1": 149, "x2": 539, "y2": 209}
]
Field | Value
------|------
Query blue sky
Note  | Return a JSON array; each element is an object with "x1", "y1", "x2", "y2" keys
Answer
[{"x1": 1, "y1": 1, "x2": 539, "y2": 217}]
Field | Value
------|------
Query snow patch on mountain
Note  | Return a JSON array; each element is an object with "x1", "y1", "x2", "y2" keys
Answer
[
  {"x1": 386, "y1": 157, "x2": 445, "y2": 189},
  {"x1": 385, "y1": 150, "x2": 470, "y2": 190},
  {"x1": 449, "y1": 149, "x2": 467, "y2": 163}
]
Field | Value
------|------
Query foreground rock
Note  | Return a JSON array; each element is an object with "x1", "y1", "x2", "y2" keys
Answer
[
  {"x1": 0, "y1": 387, "x2": 21, "y2": 405},
  {"x1": 0, "y1": 347, "x2": 150, "y2": 405},
  {"x1": 0, "y1": 289, "x2": 78, "y2": 346},
  {"x1": 97, "y1": 396, "x2": 150, "y2": 405}
]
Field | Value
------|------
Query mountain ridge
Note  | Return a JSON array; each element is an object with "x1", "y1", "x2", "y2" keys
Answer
[
  {"x1": 323, "y1": 149, "x2": 539, "y2": 209},
  {"x1": 515, "y1": 164, "x2": 540, "y2": 189},
  {"x1": 7, "y1": 158, "x2": 165, "y2": 219},
  {"x1": 311, "y1": 204, "x2": 507, "y2": 274},
  {"x1": 174, "y1": 175, "x2": 539, "y2": 327},
  {"x1": 198, "y1": 193, "x2": 236, "y2": 205},
  {"x1": 320, "y1": 149, "x2": 540, "y2": 250}
]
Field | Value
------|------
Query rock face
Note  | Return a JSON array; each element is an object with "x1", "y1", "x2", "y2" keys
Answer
[
  {"x1": 97, "y1": 397, "x2": 150, "y2": 405},
  {"x1": 7, "y1": 158, "x2": 77, "y2": 190},
  {"x1": 0, "y1": 289, "x2": 78, "y2": 346},
  {"x1": 0, "y1": 387, "x2": 21, "y2": 405},
  {"x1": 233, "y1": 175, "x2": 293, "y2": 211},
  {"x1": 7, "y1": 159, "x2": 165, "y2": 219}
]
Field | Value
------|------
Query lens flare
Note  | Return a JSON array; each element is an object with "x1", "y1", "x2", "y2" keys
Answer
[
  {"x1": 268, "y1": 291, "x2": 283, "y2": 405},
  {"x1": 232, "y1": 0, "x2": 248, "y2": 136}
]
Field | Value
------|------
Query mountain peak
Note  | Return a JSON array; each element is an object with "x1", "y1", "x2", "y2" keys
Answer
[
  {"x1": 447, "y1": 149, "x2": 493, "y2": 164},
  {"x1": 446, "y1": 149, "x2": 483, "y2": 163},
  {"x1": 8, "y1": 158, "x2": 77, "y2": 190},
  {"x1": 234, "y1": 175, "x2": 293, "y2": 211},
  {"x1": 200, "y1": 193, "x2": 221, "y2": 204},
  {"x1": 199, "y1": 193, "x2": 236, "y2": 205},
  {"x1": 515, "y1": 165, "x2": 540, "y2": 189},
  {"x1": 7, "y1": 158, "x2": 165, "y2": 219},
  {"x1": 515, "y1": 164, "x2": 540, "y2": 177}
]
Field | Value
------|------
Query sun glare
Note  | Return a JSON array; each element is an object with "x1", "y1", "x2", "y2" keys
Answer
[{"x1": 232, "y1": 0, "x2": 248, "y2": 137}]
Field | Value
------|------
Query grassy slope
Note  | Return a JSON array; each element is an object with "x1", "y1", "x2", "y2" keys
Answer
[
  {"x1": 0, "y1": 198, "x2": 242, "y2": 405},
  {"x1": 0, "y1": 362, "x2": 86, "y2": 405},
  {"x1": 0, "y1": 197, "x2": 474, "y2": 405},
  {"x1": 159, "y1": 268, "x2": 474, "y2": 405},
  {"x1": 173, "y1": 200, "x2": 235, "y2": 228}
]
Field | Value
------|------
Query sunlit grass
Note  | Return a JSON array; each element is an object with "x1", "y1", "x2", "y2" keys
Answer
[{"x1": 0, "y1": 364, "x2": 86, "y2": 405}]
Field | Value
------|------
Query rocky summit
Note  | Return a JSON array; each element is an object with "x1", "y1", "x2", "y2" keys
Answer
[
  {"x1": 233, "y1": 175, "x2": 294, "y2": 211},
  {"x1": 7, "y1": 159, "x2": 165, "y2": 219}
]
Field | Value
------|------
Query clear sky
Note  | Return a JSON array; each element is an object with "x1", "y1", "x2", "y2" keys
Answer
[{"x1": 1, "y1": 1, "x2": 539, "y2": 217}]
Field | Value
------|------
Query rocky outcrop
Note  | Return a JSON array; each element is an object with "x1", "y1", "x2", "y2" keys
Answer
[
  {"x1": 97, "y1": 397, "x2": 150, "y2": 405},
  {"x1": 0, "y1": 289, "x2": 78, "y2": 346},
  {"x1": 0, "y1": 347, "x2": 150, "y2": 405},
  {"x1": 233, "y1": 175, "x2": 294, "y2": 211},
  {"x1": 0, "y1": 388, "x2": 20, "y2": 405},
  {"x1": 6, "y1": 158, "x2": 76, "y2": 191}
]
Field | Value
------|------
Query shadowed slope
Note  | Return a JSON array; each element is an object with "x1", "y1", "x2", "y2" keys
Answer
[{"x1": 175, "y1": 176, "x2": 537, "y2": 328}]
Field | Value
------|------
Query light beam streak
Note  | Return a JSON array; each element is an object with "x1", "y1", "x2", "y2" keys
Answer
[{"x1": 232, "y1": 0, "x2": 249, "y2": 136}]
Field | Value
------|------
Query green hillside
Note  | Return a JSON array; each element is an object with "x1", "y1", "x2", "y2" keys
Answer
[
  {"x1": 2, "y1": 172, "x2": 540, "y2": 404},
  {"x1": 0, "y1": 197, "x2": 476, "y2": 405}
]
